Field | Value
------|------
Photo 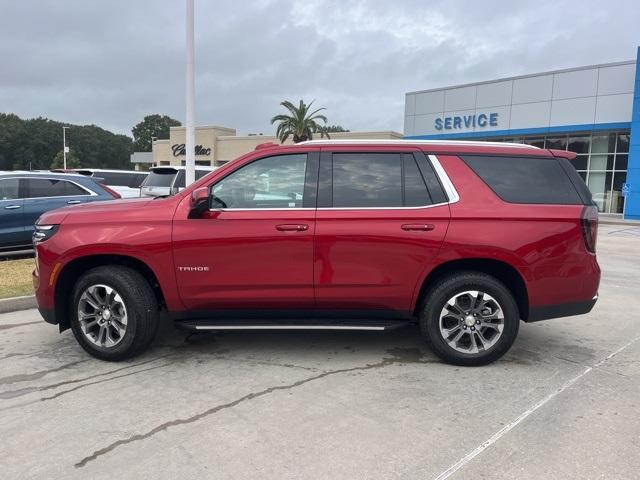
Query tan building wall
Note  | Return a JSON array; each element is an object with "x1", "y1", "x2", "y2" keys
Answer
[{"x1": 149, "y1": 126, "x2": 402, "y2": 167}]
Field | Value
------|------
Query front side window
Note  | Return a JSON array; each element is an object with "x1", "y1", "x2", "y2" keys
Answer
[
  {"x1": 0, "y1": 178, "x2": 19, "y2": 200},
  {"x1": 212, "y1": 154, "x2": 307, "y2": 209},
  {"x1": 24, "y1": 178, "x2": 87, "y2": 198}
]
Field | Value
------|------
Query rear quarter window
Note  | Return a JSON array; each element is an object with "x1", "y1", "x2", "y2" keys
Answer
[{"x1": 460, "y1": 155, "x2": 583, "y2": 205}]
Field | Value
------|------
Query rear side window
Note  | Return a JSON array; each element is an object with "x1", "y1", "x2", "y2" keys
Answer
[
  {"x1": 332, "y1": 153, "x2": 403, "y2": 208},
  {"x1": 98, "y1": 172, "x2": 145, "y2": 188},
  {"x1": 403, "y1": 154, "x2": 432, "y2": 207},
  {"x1": 329, "y1": 153, "x2": 441, "y2": 208},
  {"x1": 0, "y1": 178, "x2": 19, "y2": 200},
  {"x1": 24, "y1": 178, "x2": 87, "y2": 198},
  {"x1": 460, "y1": 155, "x2": 583, "y2": 205}
]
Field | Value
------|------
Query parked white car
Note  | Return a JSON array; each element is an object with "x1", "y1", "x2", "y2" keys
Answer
[
  {"x1": 140, "y1": 166, "x2": 217, "y2": 197},
  {"x1": 73, "y1": 169, "x2": 148, "y2": 198}
]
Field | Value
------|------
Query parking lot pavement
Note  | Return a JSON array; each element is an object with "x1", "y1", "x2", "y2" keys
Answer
[{"x1": 1, "y1": 225, "x2": 639, "y2": 480}]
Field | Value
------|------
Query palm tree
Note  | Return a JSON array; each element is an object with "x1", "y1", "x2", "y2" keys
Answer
[{"x1": 270, "y1": 100, "x2": 330, "y2": 143}]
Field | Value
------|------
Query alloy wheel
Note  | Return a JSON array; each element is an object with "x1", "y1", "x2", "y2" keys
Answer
[
  {"x1": 438, "y1": 290, "x2": 504, "y2": 354},
  {"x1": 77, "y1": 284, "x2": 128, "y2": 348}
]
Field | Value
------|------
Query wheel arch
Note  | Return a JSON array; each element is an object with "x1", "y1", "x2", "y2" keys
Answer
[
  {"x1": 414, "y1": 258, "x2": 530, "y2": 320},
  {"x1": 55, "y1": 254, "x2": 166, "y2": 331}
]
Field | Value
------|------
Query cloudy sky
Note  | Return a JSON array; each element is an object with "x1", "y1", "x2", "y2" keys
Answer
[{"x1": 1, "y1": 0, "x2": 638, "y2": 136}]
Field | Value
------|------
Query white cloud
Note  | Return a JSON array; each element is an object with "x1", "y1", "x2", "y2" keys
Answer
[{"x1": 0, "y1": 0, "x2": 638, "y2": 136}]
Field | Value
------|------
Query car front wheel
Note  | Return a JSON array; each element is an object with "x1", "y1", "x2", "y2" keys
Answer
[{"x1": 70, "y1": 266, "x2": 159, "y2": 361}]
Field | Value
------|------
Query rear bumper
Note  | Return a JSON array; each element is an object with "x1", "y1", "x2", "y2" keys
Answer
[{"x1": 526, "y1": 295, "x2": 598, "y2": 322}]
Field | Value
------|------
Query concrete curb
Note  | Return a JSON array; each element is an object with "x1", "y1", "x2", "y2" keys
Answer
[
  {"x1": 599, "y1": 218, "x2": 640, "y2": 226},
  {"x1": 0, "y1": 295, "x2": 37, "y2": 314}
]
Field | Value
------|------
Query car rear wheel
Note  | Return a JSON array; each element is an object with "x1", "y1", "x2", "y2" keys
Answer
[
  {"x1": 419, "y1": 272, "x2": 519, "y2": 366},
  {"x1": 70, "y1": 266, "x2": 159, "y2": 361}
]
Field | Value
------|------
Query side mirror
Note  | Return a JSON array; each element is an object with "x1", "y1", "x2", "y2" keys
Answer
[{"x1": 190, "y1": 187, "x2": 209, "y2": 207}]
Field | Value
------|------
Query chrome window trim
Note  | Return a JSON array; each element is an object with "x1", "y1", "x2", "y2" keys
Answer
[
  {"x1": 428, "y1": 154, "x2": 460, "y2": 204},
  {"x1": 315, "y1": 202, "x2": 449, "y2": 211},
  {"x1": 2, "y1": 176, "x2": 98, "y2": 199},
  {"x1": 206, "y1": 153, "x2": 460, "y2": 212}
]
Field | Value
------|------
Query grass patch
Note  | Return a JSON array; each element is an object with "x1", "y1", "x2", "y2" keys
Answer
[{"x1": 0, "y1": 258, "x2": 35, "y2": 299}]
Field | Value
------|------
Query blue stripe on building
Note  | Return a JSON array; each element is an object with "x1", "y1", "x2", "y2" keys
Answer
[
  {"x1": 625, "y1": 46, "x2": 640, "y2": 220},
  {"x1": 404, "y1": 122, "x2": 632, "y2": 141}
]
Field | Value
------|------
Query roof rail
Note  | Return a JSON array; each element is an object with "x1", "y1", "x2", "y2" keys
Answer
[{"x1": 297, "y1": 139, "x2": 539, "y2": 149}]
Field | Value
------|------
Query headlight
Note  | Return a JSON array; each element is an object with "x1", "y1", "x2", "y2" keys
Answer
[{"x1": 33, "y1": 224, "x2": 59, "y2": 243}]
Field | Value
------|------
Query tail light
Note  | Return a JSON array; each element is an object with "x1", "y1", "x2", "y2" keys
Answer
[
  {"x1": 100, "y1": 184, "x2": 121, "y2": 199},
  {"x1": 580, "y1": 205, "x2": 598, "y2": 253}
]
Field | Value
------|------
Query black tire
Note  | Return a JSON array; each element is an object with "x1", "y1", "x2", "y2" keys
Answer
[
  {"x1": 70, "y1": 266, "x2": 159, "y2": 361},
  {"x1": 419, "y1": 271, "x2": 519, "y2": 366}
]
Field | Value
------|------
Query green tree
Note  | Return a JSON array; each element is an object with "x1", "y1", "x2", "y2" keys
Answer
[
  {"x1": 51, "y1": 149, "x2": 81, "y2": 169},
  {"x1": 323, "y1": 125, "x2": 349, "y2": 133},
  {"x1": 132, "y1": 114, "x2": 181, "y2": 152},
  {"x1": 0, "y1": 113, "x2": 133, "y2": 171},
  {"x1": 270, "y1": 100, "x2": 329, "y2": 143}
]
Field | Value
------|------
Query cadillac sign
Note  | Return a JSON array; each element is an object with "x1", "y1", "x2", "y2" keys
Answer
[{"x1": 171, "y1": 144, "x2": 212, "y2": 157}]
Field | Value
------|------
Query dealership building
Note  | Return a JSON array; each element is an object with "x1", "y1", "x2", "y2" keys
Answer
[
  {"x1": 404, "y1": 47, "x2": 640, "y2": 219},
  {"x1": 141, "y1": 126, "x2": 401, "y2": 168}
]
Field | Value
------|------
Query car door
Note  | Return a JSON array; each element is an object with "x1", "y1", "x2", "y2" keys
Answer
[
  {"x1": 0, "y1": 178, "x2": 27, "y2": 250},
  {"x1": 314, "y1": 149, "x2": 451, "y2": 317},
  {"x1": 172, "y1": 151, "x2": 319, "y2": 311},
  {"x1": 22, "y1": 177, "x2": 92, "y2": 238}
]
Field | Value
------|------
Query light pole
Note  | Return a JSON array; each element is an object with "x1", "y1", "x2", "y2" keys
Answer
[
  {"x1": 150, "y1": 136, "x2": 158, "y2": 171},
  {"x1": 185, "y1": 0, "x2": 195, "y2": 186},
  {"x1": 62, "y1": 126, "x2": 70, "y2": 169}
]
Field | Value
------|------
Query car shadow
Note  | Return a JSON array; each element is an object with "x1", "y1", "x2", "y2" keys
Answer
[{"x1": 147, "y1": 317, "x2": 599, "y2": 368}]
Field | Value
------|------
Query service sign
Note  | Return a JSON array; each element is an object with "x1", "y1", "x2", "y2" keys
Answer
[{"x1": 435, "y1": 112, "x2": 499, "y2": 131}]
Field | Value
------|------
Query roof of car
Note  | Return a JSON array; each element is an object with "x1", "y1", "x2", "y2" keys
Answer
[
  {"x1": 149, "y1": 166, "x2": 217, "y2": 171},
  {"x1": 0, "y1": 171, "x2": 92, "y2": 179},
  {"x1": 254, "y1": 138, "x2": 564, "y2": 158},
  {"x1": 74, "y1": 169, "x2": 147, "y2": 174}
]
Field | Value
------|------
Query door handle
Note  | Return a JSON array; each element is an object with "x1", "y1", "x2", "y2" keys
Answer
[
  {"x1": 67, "y1": 200, "x2": 82, "y2": 204},
  {"x1": 4, "y1": 205, "x2": 21, "y2": 210},
  {"x1": 401, "y1": 224, "x2": 435, "y2": 231},
  {"x1": 276, "y1": 224, "x2": 309, "y2": 232}
]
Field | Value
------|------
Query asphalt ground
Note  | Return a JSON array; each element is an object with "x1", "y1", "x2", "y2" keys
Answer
[{"x1": 1, "y1": 223, "x2": 639, "y2": 479}]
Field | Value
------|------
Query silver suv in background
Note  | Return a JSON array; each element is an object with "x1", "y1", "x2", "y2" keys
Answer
[
  {"x1": 140, "y1": 166, "x2": 216, "y2": 197},
  {"x1": 73, "y1": 169, "x2": 148, "y2": 198}
]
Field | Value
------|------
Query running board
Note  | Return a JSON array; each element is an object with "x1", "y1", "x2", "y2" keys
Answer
[{"x1": 175, "y1": 319, "x2": 412, "y2": 332}]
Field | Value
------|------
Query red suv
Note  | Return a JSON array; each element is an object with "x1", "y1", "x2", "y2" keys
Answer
[{"x1": 33, "y1": 140, "x2": 600, "y2": 366}]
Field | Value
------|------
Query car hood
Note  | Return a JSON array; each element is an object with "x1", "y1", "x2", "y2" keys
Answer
[{"x1": 38, "y1": 197, "x2": 154, "y2": 225}]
